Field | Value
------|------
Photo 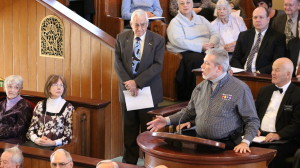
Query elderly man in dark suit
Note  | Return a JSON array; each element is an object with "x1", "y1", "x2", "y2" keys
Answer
[
  {"x1": 271, "y1": 0, "x2": 300, "y2": 43},
  {"x1": 230, "y1": 7, "x2": 286, "y2": 74},
  {"x1": 255, "y1": 58, "x2": 300, "y2": 168},
  {"x1": 287, "y1": 20, "x2": 300, "y2": 77},
  {"x1": 114, "y1": 9, "x2": 165, "y2": 165}
]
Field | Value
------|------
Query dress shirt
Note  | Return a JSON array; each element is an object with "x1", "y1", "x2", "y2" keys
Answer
[
  {"x1": 167, "y1": 73, "x2": 259, "y2": 144},
  {"x1": 133, "y1": 32, "x2": 146, "y2": 60},
  {"x1": 261, "y1": 81, "x2": 291, "y2": 132},
  {"x1": 244, "y1": 28, "x2": 267, "y2": 72},
  {"x1": 6, "y1": 95, "x2": 22, "y2": 111}
]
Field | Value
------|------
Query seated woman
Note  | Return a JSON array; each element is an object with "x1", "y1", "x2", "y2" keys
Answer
[
  {"x1": 167, "y1": 0, "x2": 219, "y2": 100},
  {"x1": 121, "y1": 0, "x2": 163, "y2": 21},
  {"x1": 169, "y1": 0, "x2": 216, "y2": 21},
  {"x1": 24, "y1": 74, "x2": 74, "y2": 150},
  {"x1": 0, "y1": 75, "x2": 32, "y2": 144},
  {"x1": 252, "y1": 0, "x2": 284, "y2": 26},
  {"x1": 211, "y1": 0, "x2": 247, "y2": 55}
]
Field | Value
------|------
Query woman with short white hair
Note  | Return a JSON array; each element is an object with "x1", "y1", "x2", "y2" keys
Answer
[
  {"x1": 211, "y1": 0, "x2": 247, "y2": 54},
  {"x1": 0, "y1": 75, "x2": 32, "y2": 144}
]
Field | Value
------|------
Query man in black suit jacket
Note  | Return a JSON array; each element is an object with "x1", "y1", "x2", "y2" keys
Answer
[
  {"x1": 230, "y1": 7, "x2": 286, "y2": 74},
  {"x1": 271, "y1": 0, "x2": 300, "y2": 43},
  {"x1": 287, "y1": 20, "x2": 300, "y2": 77},
  {"x1": 114, "y1": 9, "x2": 165, "y2": 165},
  {"x1": 255, "y1": 58, "x2": 300, "y2": 168}
]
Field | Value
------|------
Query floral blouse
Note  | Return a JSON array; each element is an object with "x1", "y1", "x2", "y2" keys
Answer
[{"x1": 26, "y1": 99, "x2": 74, "y2": 146}]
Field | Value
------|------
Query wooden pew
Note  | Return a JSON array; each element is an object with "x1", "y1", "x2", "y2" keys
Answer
[
  {"x1": 99, "y1": 0, "x2": 171, "y2": 38},
  {"x1": 0, "y1": 88, "x2": 110, "y2": 158},
  {"x1": 193, "y1": 70, "x2": 300, "y2": 99},
  {"x1": 0, "y1": 142, "x2": 143, "y2": 168}
]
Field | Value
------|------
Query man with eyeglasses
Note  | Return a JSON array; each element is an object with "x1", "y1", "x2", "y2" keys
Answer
[
  {"x1": 50, "y1": 149, "x2": 73, "y2": 168},
  {"x1": 114, "y1": 9, "x2": 164, "y2": 165},
  {"x1": 0, "y1": 145, "x2": 23, "y2": 168}
]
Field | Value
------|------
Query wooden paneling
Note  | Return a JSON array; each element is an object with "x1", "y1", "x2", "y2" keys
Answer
[{"x1": 0, "y1": 0, "x2": 122, "y2": 159}]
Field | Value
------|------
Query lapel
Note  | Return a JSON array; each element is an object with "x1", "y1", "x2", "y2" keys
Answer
[
  {"x1": 246, "y1": 29, "x2": 256, "y2": 56},
  {"x1": 296, "y1": 12, "x2": 300, "y2": 37},
  {"x1": 276, "y1": 83, "x2": 294, "y2": 123},
  {"x1": 257, "y1": 28, "x2": 271, "y2": 60},
  {"x1": 259, "y1": 85, "x2": 276, "y2": 120},
  {"x1": 290, "y1": 39, "x2": 300, "y2": 65},
  {"x1": 279, "y1": 14, "x2": 287, "y2": 33},
  {"x1": 137, "y1": 31, "x2": 153, "y2": 74},
  {"x1": 124, "y1": 31, "x2": 135, "y2": 76}
]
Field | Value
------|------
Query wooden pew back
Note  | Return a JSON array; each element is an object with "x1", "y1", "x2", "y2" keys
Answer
[
  {"x1": 0, "y1": 142, "x2": 143, "y2": 168},
  {"x1": 0, "y1": 88, "x2": 109, "y2": 157}
]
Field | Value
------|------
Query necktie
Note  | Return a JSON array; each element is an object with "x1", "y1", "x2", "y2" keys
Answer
[
  {"x1": 274, "y1": 86, "x2": 283, "y2": 94},
  {"x1": 285, "y1": 19, "x2": 294, "y2": 43},
  {"x1": 246, "y1": 33, "x2": 262, "y2": 72},
  {"x1": 132, "y1": 37, "x2": 141, "y2": 75}
]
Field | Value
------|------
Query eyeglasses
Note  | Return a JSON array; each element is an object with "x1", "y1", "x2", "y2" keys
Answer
[
  {"x1": 51, "y1": 83, "x2": 64, "y2": 88},
  {"x1": 51, "y1": 161, "x2": 71, "y2": 167},
  {"x1": 132, "y1": 22, "x2": 147, "y2": 28}
]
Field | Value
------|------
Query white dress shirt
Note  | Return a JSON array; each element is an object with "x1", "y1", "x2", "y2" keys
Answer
[{"x1": 261, "y1": 81, "x2": 291, "y2": 132}]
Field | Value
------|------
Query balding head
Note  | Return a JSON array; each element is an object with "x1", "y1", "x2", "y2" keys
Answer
[
  {"x1": 50, "y1": 149, "x2": 73, "y2": 168},
  {"x1": 271, "y1": 58, "x2": 294, "y2": 87}
]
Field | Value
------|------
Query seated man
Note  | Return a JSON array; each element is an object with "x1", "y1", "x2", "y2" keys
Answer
[
  {"x1": 271, "y1": 0, "x2": 300, "y2": 43},
  {"x1": 230, "y1": 7, "x2": 286, "y2": 74},
  {"x1": 147, "y1": 48, "x2": 260, "y2": 153},
  {"x1": 287, "y1": 20, "x2": 300, "y2": 77},
  {"x1": 0, "y1": 145, "x2": 23, "y2": 168},
  {"x1": 254, "y1": 57, "x2": 300, "y2": 168},
  {"x1": 50, "y1": 149, "x2": 73, "y2": 168}
]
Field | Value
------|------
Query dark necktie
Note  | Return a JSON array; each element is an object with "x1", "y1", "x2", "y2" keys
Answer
[
  {"x1": 274, "y1": 86, "x2": 283, "y2": 94},
  {"x1": 132, "y1": 37, "x2": 141, "y2": 75},
  {"x1": 285, "y1": 19, "x2": 294, "y2": 43},
  {"x1": 246, "y1": 33, "x2": 262, "y2": 72}
]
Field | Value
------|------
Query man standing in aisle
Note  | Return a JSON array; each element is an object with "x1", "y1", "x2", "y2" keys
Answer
[{"x1": 114, "y1": 9, "x2": 165, "y2": 164}]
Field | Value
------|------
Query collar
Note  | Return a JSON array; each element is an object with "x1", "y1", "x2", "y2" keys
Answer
[
  {"x1": 255, "y1": 28, "x2": 268, "y2": 36},
  {"x1": 210, "y1": 72, "x2": 227, "y2": 84},
  {"x1": 6, "y1": 94, "x2": 22, "y2": 104},
  {"x1": 288, "y1": 13, "x2": 298, "y2": 23},
  {"x1": 134, "y1": 32, "x2": 146, "y2": 42},
  {"x1": 275, "y1": 81, "x2": 291, "y2": 94}
]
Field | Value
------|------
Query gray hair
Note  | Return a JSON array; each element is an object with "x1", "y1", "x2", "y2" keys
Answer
[
  {"x1": 205, "y1": 48, "x2": 230, "y2": 72},
  {"x1": 50, "y1": 149, "x2": 72, "y2": 163},
  {"x1": 4, "y1": 145, "x2": 24, "y2": 167},
  {"x1": 4, "y1": 75, "x2": 23, "y2": 90},
  {"x1": 130, "y1": 9, "x2": 149, "y2": 24},
  {"x1": 214, "y1": 0, "x2": 232, "y2": 17}
]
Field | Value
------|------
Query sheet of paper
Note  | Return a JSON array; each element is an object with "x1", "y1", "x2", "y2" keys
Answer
[
  {"x1": 123, "y1": 86, "x2": 154, "y2": 111},
  {"x1": 252, "y1": 136, "x2": 266, "y2": 143},
  {"x1": 231, "y1": 67, "x2": 245, "y2": 73},
  {"x1": 148, "y1": 16, "x2": 165, "y2": 20}
]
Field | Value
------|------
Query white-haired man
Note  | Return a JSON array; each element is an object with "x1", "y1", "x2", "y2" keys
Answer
[
  {"x1": 147, "y1": 48, "x2": 260, "y2": 153},
  {"x1": 0, "y1": 146, "x2": 23, "y2": 168},
  {"x1": 50, "y1": 149, "x2": 73, "y2": 168},
  {"x1": 114, "y1": 9, "x2": 164, "y2": 164}
]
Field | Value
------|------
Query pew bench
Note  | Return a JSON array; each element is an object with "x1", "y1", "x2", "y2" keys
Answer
[{"x1": 0, "y1": 88, "x2": 110, "y2": 158}]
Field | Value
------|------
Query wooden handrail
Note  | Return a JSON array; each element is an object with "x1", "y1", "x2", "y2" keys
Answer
[
  {"x1": 36, "y1": 0, "x2": 115, "y2": 48},
  {"x1": 0, "y1": 88, "x2": 110, "y2": 110},
  {"x1": 0, "y1": 142, "x2": 143, "y2": 168}
]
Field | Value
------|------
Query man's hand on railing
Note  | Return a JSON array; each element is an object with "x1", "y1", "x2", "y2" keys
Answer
[
  {"x1": 176, "y1": 122, "x2": 191, "y2": 132},
  {"x1": 147, "y1": 116, "x2": 167, "y2": 132}
]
